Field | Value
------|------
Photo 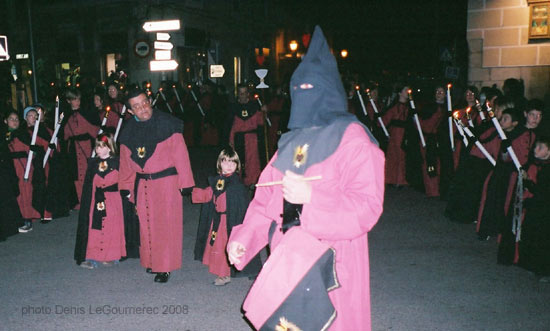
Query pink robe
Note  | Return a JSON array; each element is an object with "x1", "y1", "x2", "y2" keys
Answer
[
  {"x1": 119, "y1": 133, "x2": 194, "y2": 273},
  {"x1": 229, "y1": 123, "x2": 385, "y2": 330},
  {"x1": 86, "y1": 169, "x2": 126, "y2": 262},
  {"x1": 8, "y1": 137, "x2": 41, "y2": 220},
  {"x1": 382, "y1": 102, "x2": 408, "y2": 185},
  {"x1": 64, "y1": 112, "x2": 99, "y2": 208},
  {"x1": 229, "y1": 111, "x2": 264, "y2": 186},
  {"x1": 192, "y1": 187, "x2": 230, "y2": 277}
]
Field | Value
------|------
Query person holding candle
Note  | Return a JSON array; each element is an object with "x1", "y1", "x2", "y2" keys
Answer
[
  {"x1": 477, "y1": 107, "x2": 537, "y2": 241},
  {"x1": 63, "y1": 88, "x2": 100, "y2": 210},
  {"x1": 94, "y1": 89, "x2": 120, "y2": 134},
  {"x1": 227, "y1": 26, "x2": 384, "y2": 330},
  {"x1": 5, "y1": 109, "x2": 46, "y2": 233},
  {"x1": 106, "y1": 82, "x2": 127, "y2": 120},
  {"x1": 382, "y1": 84, "x2": 411, "y2": 187}
]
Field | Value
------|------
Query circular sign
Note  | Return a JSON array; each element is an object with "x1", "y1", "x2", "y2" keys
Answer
[{"x1": 134, "y1": 40, "x2": 150, "y2": 58}]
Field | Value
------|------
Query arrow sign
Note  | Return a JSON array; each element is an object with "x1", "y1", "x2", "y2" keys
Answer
[
  {"x1": 143, "y1": 20, "x2": 180, "y2": 32},
  {"x1": 154, "y1": 41, "x2": 173, "y2": 50},
  {"x1": 150, "y1": 60, "x2": 178, "y2": 71},
  {"x1": 210, "y1": 65, "x2": 225, "y2": 78},
  {"x1": 156, "y1": 32, "x2": 171, "y2": 41},
  {"x1": 0, "y1": 36, "x2": 9, "y2": 61}
]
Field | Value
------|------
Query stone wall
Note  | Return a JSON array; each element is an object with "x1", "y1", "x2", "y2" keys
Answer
[{"x1": 467, "y1": 0, "x2": 550, "y2": 99}]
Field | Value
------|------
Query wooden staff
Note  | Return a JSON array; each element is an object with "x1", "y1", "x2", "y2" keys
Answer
[
  {"x1": 255, "y1": 175, "x2": 322, "y2": 187},
  {"x1": 24, "y1": 109, "x2": 41, "y2": 181},
  {"x1": 254, "y1": 94, "x2": 270, "y2": 164}
]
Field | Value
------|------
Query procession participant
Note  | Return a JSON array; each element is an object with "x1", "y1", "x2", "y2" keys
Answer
[
  {"x1": 265, "y1": 85, "x2": 288, "y2": 156},
  {"x1": 0, "y1": 111, "x2": 24, "y2": 239},
  {"x1": 382, "y1": 84, "x2": 410, "y2": 187},
  {"x1": 94, "y1": 89, "x2": 120, "y2": 133},
  {"x1": 227, "y1": 26, "x2": 384, "y2": 331},
  {"x1": 418, "y1": 84, "x2": 447, "y2": 197},
  {"x1": 498, "y1": 136, "x2": 550, "y2": 268},
  {"x1": 106, "y1": 82, "x2": 126, "y2": 119},
  {"x1": 5, "y1": 110, "x2": 46, "y2": 233},
  {"x1": 228, "y1": 84, "x2": 267, "y2": 186},
  {"x1": 192, "y1": 147, "x2": 261, "y2": 286},
  {"x1": 63, "y1": 88, "x2": 100, "y2": 209},
  {"x1": 516, "y1": 136, "x2": 550, "y2": 282},
  {"x1": 74, "y1": 133, "x2": 126, "y2": 269},
  {"x1": 118, "y1": 88, "x2": 194, "y2": 283},
  {"x1": 477, "y1": 108, "x2": 536, "y2": 240},
  {"x1": 451, "y1": 86, "x2": 482, "y2": 170}
]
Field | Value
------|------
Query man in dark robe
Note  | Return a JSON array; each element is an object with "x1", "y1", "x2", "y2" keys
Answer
[{"x1": 118, "y1": 89, "x2": 194, "y2": 283}]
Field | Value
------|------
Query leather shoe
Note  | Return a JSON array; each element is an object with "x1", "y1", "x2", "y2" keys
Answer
[
  {"x1": 154, "y1": 272, "x2": 170, "y2": 283},
  {"x1": 146, "y1": 268, "x2": 154, "y2": 274}
]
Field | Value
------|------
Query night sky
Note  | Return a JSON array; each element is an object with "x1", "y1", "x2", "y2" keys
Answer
[{"x1": 278, "y1": 0, "x2": 468, "y2": 78}]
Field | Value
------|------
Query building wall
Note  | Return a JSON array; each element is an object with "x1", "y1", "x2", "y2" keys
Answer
[{"x1": 467, "y1": 0, "x2": 550, "y2": 99}]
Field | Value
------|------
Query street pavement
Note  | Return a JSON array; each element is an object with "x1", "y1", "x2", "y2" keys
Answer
[{"x1": 1, "y1": 146, "x2": 549, "y2": 331}]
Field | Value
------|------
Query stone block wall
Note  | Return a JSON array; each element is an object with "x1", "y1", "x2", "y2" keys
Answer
[{"x1": 467, "y1": 0, "x2": 550, "y2": 99}]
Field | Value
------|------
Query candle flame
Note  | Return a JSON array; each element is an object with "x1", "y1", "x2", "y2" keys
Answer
[
  {"x1": 447, "y1": 83, "x2": 452, "y2": 89},
  {"x1": 407, "y1": 89, "x2": 412, "y2": 94},
  {"x1": 355, "y1": 85, "x2": 360, "y2": 90},
  {"x1": 187, "y1": 84, "x2": 192, "y2": 89},
  {"x1": 466, "y1": 107, "x2": 471, "y2": 114},
  {"x1": 106, "y1": 106, "x2": 111, "y2": 112},
  {"x1": 453, "y1": 110, "x2": 461, "y2": 120},
  {"x1": 172, "y1": 85, "x2": 176, "y2": 88},
  {"x1": 254, "y1": 94, "x2": 259, "y2": 99}
]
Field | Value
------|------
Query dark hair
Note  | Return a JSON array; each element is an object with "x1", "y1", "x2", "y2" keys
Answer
[
  {"x1": 535, "y1": 136, "x2": 550, "y2": 149},
  {"x1": 526, "y1": 99, "x2": 545, "y2": 113},
  {"x1": 65, "y1": 88, "x2": 81, "y2": 100},
  {"x1": 3, "y1": 109, "x2": 19, "y2": 121},
  {"x1": 126, "y1": 88, "x2": 147, "y2": 102},
  {"x1": 216, "y1": 146, "x2": 241, "y2": 174},
  {"x1": 502, "y1": 107, "x2": 521, "y2": 123}
]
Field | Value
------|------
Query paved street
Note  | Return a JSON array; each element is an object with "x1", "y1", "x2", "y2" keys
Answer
[{"x1": 1, "y1": 146, "x2": 549, "y2": 331}]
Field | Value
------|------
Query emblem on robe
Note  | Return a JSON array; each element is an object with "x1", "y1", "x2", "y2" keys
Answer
[
  {"x1": 98, "y1": 161, "x2": 108, "y2": 172},
  {"x1": 293, "y1": 144, "x2": 309, "y2": 168},
  {"x1": 5, "y1": 131, "x2": 10, "y2": 141},
  {"x1": 275, "y1": 317, "x2": 301, "y2": 331},
  {"x1": 96, "y1": 201, "x2": 105, "y2": 211},
  {"x1": 242, "y1": 109, "x2": 249, "y2": 117},
  {"x1": 211, "y1": 231, "x2": 217, "y2": 242},
  {"x1": 216, "y1": 179, "x2": 225, "y2": 191},
  {"x1": 137, "y1": 147, "x2": 146, "y2": 158}
]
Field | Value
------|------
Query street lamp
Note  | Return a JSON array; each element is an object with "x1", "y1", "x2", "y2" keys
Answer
[
  {"x1": 340, "y1": 49, "x2": 348, "y2": 58},
  {"x1": 289, "y1": 40, "x2": 298, "y2": 52}
]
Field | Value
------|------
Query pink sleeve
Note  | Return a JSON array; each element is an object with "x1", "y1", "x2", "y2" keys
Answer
[
  {"x1": 229, "y1": 160, "x2": 279, "y2": 270},
  {"x1": 192, "y1": 187, "x2": 213, "y2": 203},
  {"x1": 302, "y1": 125, "x2": 385, "y2": 240},
  {"x1": 119, "y1": 144, "x2": 136, "y2": 203},
  {"x1": 171, "y1": 133, "x2": 195, "y2": 189}
]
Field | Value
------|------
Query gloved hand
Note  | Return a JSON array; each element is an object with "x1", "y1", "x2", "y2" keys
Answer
[
  {"x1": 120, "y1": 189, "x2": 131, "y2": 200},
  {"x1": 282, "y1": 170, "x2": 312, "y2": 204}
]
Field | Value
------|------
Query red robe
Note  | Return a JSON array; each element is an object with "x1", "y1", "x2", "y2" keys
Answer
[
  {"x1": 382, "y1": 102, "x2": 409, "y2": 185},
  {"x1": 85, "y1": 165, "x2": 126, "y2": 262},
  {"x1": 192, "y1": 187, "x2": 230, "y2": 277},
  {"x1": 230, "y1": 111, "x2": 265, "y2": 186},
  {"x1": 99, "y1": 109, "x2": 121, "y2": 132},
  {"x1": 64, "y1": 111, "x2": 99, "y2": 208},
  {"x1": 119, "y1": 112, "x2": 194, "y2": 273},
  {"x1": 8, "y1": 136, "x2": 42, "y2": 219},
  {"x1": 419, "y1": 103, "x2": 445, "y2": 197},
  {"x1": 229, "y1": 124, "x2": 385, "y2": 330}
]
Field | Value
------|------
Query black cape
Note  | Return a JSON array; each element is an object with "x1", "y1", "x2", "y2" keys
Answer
[
  {"x1": 193, "y1": 172, "x2": 262, "y2": 278},
  {"x1": 0, "y1": 129, "x2": 24, "y2": 240},
  {"x1": 74, "y1": 157, "x2": 140, "y2": 264}
]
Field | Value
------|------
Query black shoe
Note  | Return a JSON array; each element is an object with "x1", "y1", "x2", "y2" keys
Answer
[
  {"x1": 40, "y1": 218, "x2": 52, "y2": 224},
  {"x1": 146, "y1": 268, "x2": 154, "y2": 274},
  {"x1": 154, "y1": 272, "x2": 170, "y2": 283}
]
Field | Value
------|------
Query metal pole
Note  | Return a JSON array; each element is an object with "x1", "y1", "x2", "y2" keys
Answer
[{"x1": 27, "y1": 0, "x2": 38, "y2": 103}]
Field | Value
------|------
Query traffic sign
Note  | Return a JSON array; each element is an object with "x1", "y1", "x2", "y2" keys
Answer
[
  {"x1": 154, "y1": 41, "x2": 173, "y2": 50},
  {"x1": 210, "y1": 65, "x2": 225, "y2": 78},
  {"x1": 143, "y1": 20, "x2": 180, "y2": 32},
  {"x1": 154, "y1": 50, "x2": 171, "y2": 60},
  {"x1": 150, "y1": 60, "x2": 178, "y2": 71},
  {"x1": 134, "y1": 40, "x2": 150, "y2": 58},
  {"x1": 0, "y1": 36, "x2": 9, "y2": 61},
  {"x1": 156, "y1": 33, "x2": 171, "y2": 41}
]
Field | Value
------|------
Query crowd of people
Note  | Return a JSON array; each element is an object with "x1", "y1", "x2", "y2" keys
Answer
[
  {"x1": 344, "y1": 77, "x2": 549, "y2": 283},
  {"x1": 0, "y1": 33, "x2": 548, "y2": 328}
]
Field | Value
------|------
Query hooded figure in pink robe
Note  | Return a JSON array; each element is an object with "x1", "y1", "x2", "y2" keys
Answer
[{"x1": 227, "y1": 26, "x2": 385, "y2": 331}]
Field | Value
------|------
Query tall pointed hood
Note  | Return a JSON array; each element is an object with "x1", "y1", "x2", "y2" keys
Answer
[{"x1": 288, "y1": 26, "x2": 350, "y2": 129}]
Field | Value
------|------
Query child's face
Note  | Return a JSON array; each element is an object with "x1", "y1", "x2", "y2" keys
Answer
[
  {"x1": 524, "y1": 109, "x2": 542, "y2": 129},
  {"x1": 68, "y1": 97, "x2": 81, "y2": 110},
  {"x1": 95, "y1": 144, "x2": 111, "y2": 159},
  {"x1": 108, "y1": 85, "x2": 118, "y2": 99},
  {"x1": 25, "y1": 110, "x2": 38, "y2": 127},
  {"x1": 500, "y1": 114, "x2": 517, "y2": 132},
  {"x1": 534, "y1": 142, "x2": 550, "y2": 160},
  {"x1": 4, "y1": 113, "x2": 20, "y2": 130},
  {"x1": 220, "y1": 159, "x2": 237, "y2": 175},
  {"x1": 94, "y1": 95, "x2": 103, "y2": 109}
]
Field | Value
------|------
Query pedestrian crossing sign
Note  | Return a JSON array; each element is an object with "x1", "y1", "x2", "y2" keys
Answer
[{"x1": 0, "y1": 36, "x2": 9, "y2": 61}]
